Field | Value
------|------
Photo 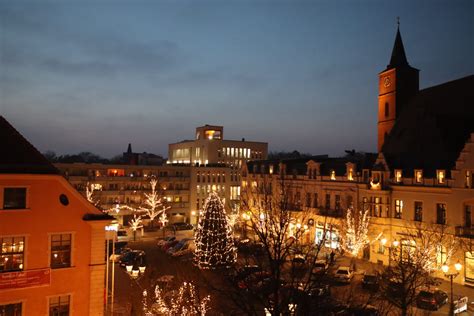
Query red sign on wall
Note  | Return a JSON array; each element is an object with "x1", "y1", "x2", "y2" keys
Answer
[{"x1": 0, "y1": 268, "x2": 50, "y2": 290}]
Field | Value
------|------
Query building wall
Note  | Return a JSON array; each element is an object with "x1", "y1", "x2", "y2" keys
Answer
[{"x1": 0, "y1": 174, "x2": 107, "y2": 315}]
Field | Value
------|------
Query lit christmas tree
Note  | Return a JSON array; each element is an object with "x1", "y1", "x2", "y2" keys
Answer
[{"x1": 194, "y1": 192, "x2": 237, "y2": 269}]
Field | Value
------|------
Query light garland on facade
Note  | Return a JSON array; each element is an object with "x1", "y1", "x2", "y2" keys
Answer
[{"x1": 194, "y1": 192, "x2": 237, "y2": 269}]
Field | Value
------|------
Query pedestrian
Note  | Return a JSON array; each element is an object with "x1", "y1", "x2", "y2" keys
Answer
[{"x1": 330, "y1": 250, "x2": 335, "y2": 264}]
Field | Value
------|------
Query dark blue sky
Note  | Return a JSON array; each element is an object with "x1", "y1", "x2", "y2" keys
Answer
[{"x1": 1, "y1": 0, "x2": 473, "y2": 158}]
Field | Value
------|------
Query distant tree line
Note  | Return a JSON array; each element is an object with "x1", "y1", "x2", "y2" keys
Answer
[
  {"x1": 267, "y1": 150, "x2": 313, "y2": 160},
  {"x1": 43, "y1": 150, "x2": 123, "y2": 164}
]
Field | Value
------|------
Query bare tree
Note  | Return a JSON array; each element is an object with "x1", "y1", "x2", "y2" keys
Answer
[
  {"x1": 139, "y1": 178, "x2": 170, "y2": 228},
  {"x1": 380, "y1": 224, "x2": 458, "y2": 316}
]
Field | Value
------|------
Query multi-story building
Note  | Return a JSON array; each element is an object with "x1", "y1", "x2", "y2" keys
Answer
[
  {"x1": 0, "y1": 116, "x2": 111, "y2": 315},
  {"x1": 55, "y1": 125, "x2": 267, "y2": 225},
  {"x1": 242, "y1": 27, "x2": 474, "y2": 285}
]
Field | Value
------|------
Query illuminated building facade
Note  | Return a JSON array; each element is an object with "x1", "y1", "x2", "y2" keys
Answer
[
  {"x1": 242, "y1": 28, "x2": 474, "y2": 285},
  {"x1": 0, "y1": 116, "x2": 111, "y2": 315},
  {"x1": 55, "y1": 125, "x2": 267, "y2": 225}
]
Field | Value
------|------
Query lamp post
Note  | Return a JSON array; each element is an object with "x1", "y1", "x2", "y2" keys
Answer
[
  {"x1": 441, "y1": 261, "x2": 462, "y2": 316},
  {"x1": 126, "y1": 260, "x2": 147, "y2": 314}
]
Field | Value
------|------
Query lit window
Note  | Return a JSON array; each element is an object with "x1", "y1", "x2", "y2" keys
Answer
[
  {"x1": 269, "y1": 165, "x2": 274, "y2": 174},
  {"x1": 3, "y1": 188, "x2": 27, "y2": 209},
  {"x1": 466, "y1": 171, "x2": 472, "y2": 188},
  {"x1": 51, "y1": 234, "x2": 71, "y2": 269},
  {"x1": 348, "y1": 168, "x2": 354, "y2": 181},
  {"x1": 394, "y1": 199, "x2": 403, "y2": 219},
  {"x1": 0, "y1": 237, "x2": 25, "y2": 272},
  {"x1": 330, "y1": 170, "x2": 336, "y2": 180},
  {"x1": 437, "y1": 170, "x2": 445, "y2": 184},
  {"x1": 49, "y1": 295, "x2": 70, "y2": 316},
  {"x1": 395, "y1": 170, "x2": 402, "y2": 183},
  {"x1": 415, "y1": 170, "x2": 423, "y2": 183}
]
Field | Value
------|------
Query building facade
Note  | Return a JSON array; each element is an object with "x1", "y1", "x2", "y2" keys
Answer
[
  {"x1": 55, "y1": 125, "x2": 267, "y2": 225},
  {"x1": 242, "y1": 28, "x2": 474, "y2": 285},
  {"x1": 0, "y1": 116, "x2": 111, "y2": 315}
]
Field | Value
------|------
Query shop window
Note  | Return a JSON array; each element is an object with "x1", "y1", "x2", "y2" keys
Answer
[
  {"x1": 0, "y1": 237, "x2": 25, "y2": 272},
  {"x1": 49, "y1": 295, "x2": 70, "y2": 316},
  {"x1": 3, "y1": 188, "x2": 27, "y2": 209},
  {"x1": 465, "y1": 252, "x2": 474, "y2": 283},
  {"x1": 51, "y1": 234, "x2": 71, "y2": 269},
  {"x1": 0, "y1": 302, "x2": 22, "y2": 316}
]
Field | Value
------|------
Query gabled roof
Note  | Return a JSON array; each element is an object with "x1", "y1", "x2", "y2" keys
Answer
[
  {"x1": 382, "y1": 75, "x2": 474, "y2": 177},
  {"x1": 0, "y1": 116, "x2": 59, "y2": 174}
]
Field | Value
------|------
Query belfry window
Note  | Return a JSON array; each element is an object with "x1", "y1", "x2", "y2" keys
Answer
[{"x1": 385, "y1": 102, "x2": 389, "y2": 117}]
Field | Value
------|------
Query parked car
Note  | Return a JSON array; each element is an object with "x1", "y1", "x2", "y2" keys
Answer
[
  {"x1": 334, "y1": 266, "x2": 354, "y2": 283},
  {"x1": 119, "y1": 250, "x2": 146, "y2": 267},
  {"x1": 171, "y1": 222, "x2": 194, "y2": 231},
  {"x1": 157, "y1": 236, "x2": 175, "y2": 247},
  {"x1": 416, "y1": 289, "x2": 448, "y2": 311},
  {"x1": 162, "y1": 239, "x2": 179, "y2": 251},
  {"x1": 110, "y1": 247, "x2": 131, "y2": 262},
  {"x1": 362, "y1": 272, "x2": 379, "y2": 290},
  {"x1": 167, "y1": 238, "x2": 194, "y2": 255},
  {"x1": 312, "y1": 260, "x2": 329, "y2": 275},
  {"x1": 309, "y1": 284, "x2": 330, "y2": 297},
  {"x1": 335, "y1": 304, "x2": 379, "y2": 316}
]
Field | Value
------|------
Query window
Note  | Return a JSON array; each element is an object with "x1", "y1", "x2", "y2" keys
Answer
[
  {"x1": 436, "y1": 245, "x2": 447, "y2": 266},
  {"x1": 330, "y1": 170, "x2": 336, "y2": 180},
  {"x1": 325, "y1": 194, "x2": 331, "y2": 210},
  {"x1": 0, "y1": 237, "x2": 24, "y2": 272},
  {"x1": 378, "y1": 242, "x2": 385, "y2": 254},
  {"x1": 362, "y1": 197, "x2": 368, "y2": 211},
  {"x1": 347, "y1": 196, "x2": 353, "y2": 209},
  {"x1": 414, "y1": 201, "x2": 423, "y2": 222},
  {"x1": 415, "y1": 170, "x2": 423, "y2": 183},
  {"x1": 394, "y1": 199, "x2": 403, "y2": 219},
  {"x1": 305, "y1": 193, "x2": 311, "y2": 208},
  {"x1": 436, "y1": 203, "x2": 446, "y2": 225},
  {"x1": 395, "y1": 170, "x2": 402, "y2": 183},
  {"x1": 437, "y1": 170, "x2": 445, "y2": 184},
  {"x1": 347, "y1": 168, "x2": 354, "y2": 181},
  {"x1": 465, "y1": 205, "x2": 472, "y2": 227},
  {"x1": 362, "y1": 170, "x2": 369, "y2": 182},
  {"x1": 3, "y1": 188, "x2": 27, "y2": 209},
  {"x1": 335, "y1": 195, "x2": 341, "y2": 211},
  {"x1": 0, "y1": 302, "x2": 22, "y2": 316},
  {"x1": 49, "y1": 295, "x2": 70, "y2": 316},
  {"x1": 374, "y1": 197, "x2": 381, "y2": 217},
  {"x1": 384, "y1": 102, "x2": 389, "y2": 117},
  {"x1": 51, "y1": 234, "x2": 71, "y2": 269},
  {"x1": 313, "y1": 193, "x2": 318, "y2": 208},
  {"x1": 197, "y1": 172, "x2": 200, "y2": 183},
  {"x1": 466, "y1": 171, "x2": 472, "y2": 188}
]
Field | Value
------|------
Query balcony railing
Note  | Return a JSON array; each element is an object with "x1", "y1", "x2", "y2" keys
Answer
[{"x1": 455, "y1": 226, "x2": 474, "y2": 238}]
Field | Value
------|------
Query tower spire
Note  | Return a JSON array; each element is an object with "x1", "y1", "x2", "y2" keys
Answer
[{"x1": 387, "y1": 20, "x2": 409, "y2": 69}]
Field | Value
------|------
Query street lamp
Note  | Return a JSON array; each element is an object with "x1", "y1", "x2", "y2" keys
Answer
[{"x1": 441, "y1": 261, "x2": 462, "y2": 316}]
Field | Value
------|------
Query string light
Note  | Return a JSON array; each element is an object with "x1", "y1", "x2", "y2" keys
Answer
[
  {"x1": 139, "y1": 178, "x2": 170, "y2": 227},
  {"x1": 194, "y1": 192, "x2": 237, "y2": 269},
  {"x1": 342, "y1": 207, "x2": 371, "y2": 256}
]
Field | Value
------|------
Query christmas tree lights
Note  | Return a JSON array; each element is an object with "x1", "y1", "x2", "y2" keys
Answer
[
  {"x1": 194, "y1": 192, "x2": 237, "y2": 269},
  {"x1": 143, "y1": 282, "x2": 211, "y2": 316}
]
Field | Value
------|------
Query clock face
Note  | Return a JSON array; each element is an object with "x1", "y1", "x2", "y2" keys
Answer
[{"x1": 383, "y1": 76, "x2": 391, "y2": 88}]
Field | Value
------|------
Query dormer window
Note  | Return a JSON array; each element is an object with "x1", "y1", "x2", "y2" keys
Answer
[
  {"x1": 437, "y1": 170, "x2": 445, "y2": 184},
  {"x1": 269, "y1": 165, "x2": 274, "y2": 174},
  {"x1": 348, "y1": 168, "x2": 354, "y2": 181},
  {"x1": 330, "y1": 170, "x2": 336, "y2": 180},
  {"x1": 395, "y1": 169, "x2": 402, "y2": 183},
  {"x1": 415, "y1": 170, "x2": 423, "y2": 183}
]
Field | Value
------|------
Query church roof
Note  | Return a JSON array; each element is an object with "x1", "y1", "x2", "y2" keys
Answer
[
  {"x1": 0, "y1": 116, "x2": 59, "y2": 175},
  {"x1": 382, "y1": 75, "x2": 474, "y2": 177},
  {"x1": 386, "y1": 27, "x2": 418, "y2": 71}
]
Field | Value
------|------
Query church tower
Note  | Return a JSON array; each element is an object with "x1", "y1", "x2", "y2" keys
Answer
[{"x1": 378, "y1": 24, "x2": 419, "y2": 152}]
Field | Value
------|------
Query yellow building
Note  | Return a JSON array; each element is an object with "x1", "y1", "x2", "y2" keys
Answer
[
  {"x1": 0, "y1": 116, "x2": 111, "y2": 315},
  {"x1": 242, "y1": 28, "x2": 474, "y2": 285}
]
